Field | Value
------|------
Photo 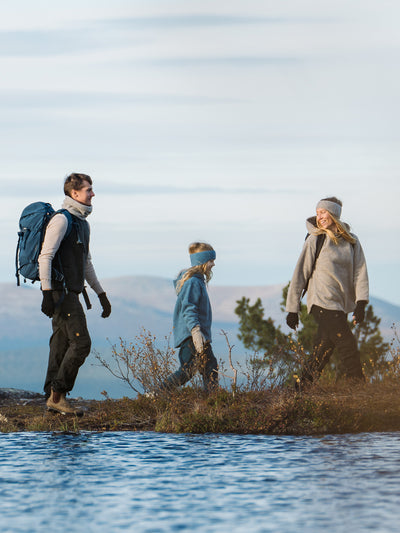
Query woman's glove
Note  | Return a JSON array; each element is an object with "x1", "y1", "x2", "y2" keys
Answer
[
  {"x1": 41, "y1": 290, "x2": 55, "y2": 318},
  {"x1": 191, "y1": 325, "x2": 206, "y2": 353},
  {"x1": 353, "y1": 300, "x2": 367, "y2": 324},
  {"x1": 98, "y1": 292, "x2": 112, "y2": 318},
  {"x1": 286, "y1": 312, "x2": 299, "y2": 330}
]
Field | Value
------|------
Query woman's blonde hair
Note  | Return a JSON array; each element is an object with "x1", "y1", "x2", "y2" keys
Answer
[
  {"x1": 316, "y1": 197, "x2": 356, "y2": 245},
  {"x1": 176, "y1": 242, "x2": 214, "y2": 294}
]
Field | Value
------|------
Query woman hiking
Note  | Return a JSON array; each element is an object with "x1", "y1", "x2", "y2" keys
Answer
[
  {"x1": 286, "y1": 197, "x2": 369, "y2": 387},
  {"x1": 158, "y1": 242, "x2": 219, "y2": 393}
]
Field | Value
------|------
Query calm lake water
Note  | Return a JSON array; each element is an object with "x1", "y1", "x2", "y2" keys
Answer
[{"x1": 1, "y1": 431, "x2": 400, "y2": 532}]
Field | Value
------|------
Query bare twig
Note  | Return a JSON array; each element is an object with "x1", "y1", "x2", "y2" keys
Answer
[
  {"x1": 220, "y1": 330, "x2": 238, "y2": 395},
  {"x1": 94, "y1": 330, "x2": 177, "y2": 394}
]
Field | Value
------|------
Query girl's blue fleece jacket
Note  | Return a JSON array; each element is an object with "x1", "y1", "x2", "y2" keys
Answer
[{"x1": 173, "y1": 272, "x2": 212, "y2": 348}]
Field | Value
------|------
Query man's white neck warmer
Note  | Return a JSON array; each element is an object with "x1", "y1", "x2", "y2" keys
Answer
[{"x1": 62, "y1": 196, "x2": 92, "y2": 220}]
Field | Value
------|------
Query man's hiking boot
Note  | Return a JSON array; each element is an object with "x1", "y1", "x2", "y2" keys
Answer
[{"x1": 46, "y1": 390, "x2": 82, "y2": 416}]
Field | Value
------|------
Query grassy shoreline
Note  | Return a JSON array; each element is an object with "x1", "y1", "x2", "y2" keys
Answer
[{"x1": 1, "y1": 381, "x2": 400, "y2": 434}]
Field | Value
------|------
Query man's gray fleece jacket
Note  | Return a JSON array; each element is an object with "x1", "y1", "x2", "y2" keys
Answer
[{"x1": 286, "y1": 218, "x2": 369, "y2": 314}]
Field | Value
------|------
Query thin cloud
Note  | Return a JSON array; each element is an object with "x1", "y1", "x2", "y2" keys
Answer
[
  {"x1": 94, "y1": 184, "x2": 304, "y2": 196},
  {"x1": 136, "y1": 56, "x2": 301, "y2": 68},
  {"x1": 3, "y1": 182, "x2": 303, "y2": 198},
  {"x1": 0, "y1": 13, "x2": 339, "y2": 58},
  {"x1": 0, "y1": 29, "x2": 107, "y2": 57},
  {"x1": 105, "y1": 14, "x2": 312, "y2": 29},
  {"x1": 0, "y1": 90, "x2": 234, "y2": 110}
]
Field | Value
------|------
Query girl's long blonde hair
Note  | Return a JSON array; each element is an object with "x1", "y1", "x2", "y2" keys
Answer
[
  {"x1": 316, "y1": 196, "x2": 356, "y2": 245},
  {"x1": 176, "y1": 242, "x2": 214, "y2": 294}
]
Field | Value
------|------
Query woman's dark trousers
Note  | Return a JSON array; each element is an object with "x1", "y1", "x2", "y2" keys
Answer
[
  {"x1": 301, "y1": 305, "x2": 364, "y2": 384},
  {"x1": 161, "y1": 337, "x2": 218, "y2": 392},
  {"x1": 44, "y1": 291, "x2": 91, "y2": 396}
]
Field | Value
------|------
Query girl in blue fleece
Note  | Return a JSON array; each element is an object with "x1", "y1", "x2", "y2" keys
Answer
[{"x1": 161, "y1": 242, "x2": 218, "y2": 393}]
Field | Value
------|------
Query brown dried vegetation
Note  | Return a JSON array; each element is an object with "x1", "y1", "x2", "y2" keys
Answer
[{"x1": 1, "y1": 327, "x2": 399, "y2": 435}]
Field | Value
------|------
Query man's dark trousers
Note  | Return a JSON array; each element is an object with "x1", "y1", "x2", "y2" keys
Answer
[{"x1": 44, "y1": 291, "x2": 91, "y2": 396}]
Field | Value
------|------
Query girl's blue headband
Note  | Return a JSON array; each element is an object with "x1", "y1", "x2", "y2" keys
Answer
[{"x1": 190, "y1": 250, "x2": 216, "y2": 266}]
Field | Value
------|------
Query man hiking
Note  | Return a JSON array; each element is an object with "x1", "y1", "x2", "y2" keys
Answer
[{"x1": 38, "y1": 173, "x2": 111, "y2": 414}]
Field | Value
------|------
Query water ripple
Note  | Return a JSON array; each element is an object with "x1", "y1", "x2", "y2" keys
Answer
[{"x1": 1, "y1": 432, "x2": 400, "y2": 532}]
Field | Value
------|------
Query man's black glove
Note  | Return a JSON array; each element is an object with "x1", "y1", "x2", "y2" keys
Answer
[
  {"x1": 353, "y1": 300, "x2": 367, "y2": 324},
  {"x1": 99, "y1": 292, "x2": 111, "y2": 318},
  {"x1": 41, "y1": 290, "x2": 55, "y2": 318},
  {"x1": 286, "y1": 312, "x2": 299, "y2": 330}
]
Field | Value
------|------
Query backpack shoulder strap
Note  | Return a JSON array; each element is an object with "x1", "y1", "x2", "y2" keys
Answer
[
  {"x1": 301, "y1": 233, "x2": 326, "y2": 299},
  {"x1": 314, "y1": 232, "x2": 326, "y2": 259},
  {"x1": 53, "y1": 209, "x2": 73, "y2": 239}
]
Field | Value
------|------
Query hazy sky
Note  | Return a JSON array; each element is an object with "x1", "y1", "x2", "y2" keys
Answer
[{"x1": 2, "y1": 1, "x2": 399, "y2": 305}]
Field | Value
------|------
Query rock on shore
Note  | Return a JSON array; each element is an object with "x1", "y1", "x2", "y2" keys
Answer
[{"x1": 0, "y1": 388, "x2": 44, "y2": 403}]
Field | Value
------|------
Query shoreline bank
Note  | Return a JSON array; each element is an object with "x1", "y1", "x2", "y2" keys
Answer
[{"x1": 1, "y1": 382, "x2": 400, "y2": 435}]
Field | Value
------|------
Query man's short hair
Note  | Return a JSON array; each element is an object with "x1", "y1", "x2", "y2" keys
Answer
[{"x1": 64, "y1": 173, "x2": 92, "y2": 198}]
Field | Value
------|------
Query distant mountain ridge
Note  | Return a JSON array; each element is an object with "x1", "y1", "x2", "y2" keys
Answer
[
  {"x1": 0, "y1": 276, "x2": 286, "y2": 347},
  {"x1": 1, "y1": 276, "x2": 399, "y2": 398}
]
